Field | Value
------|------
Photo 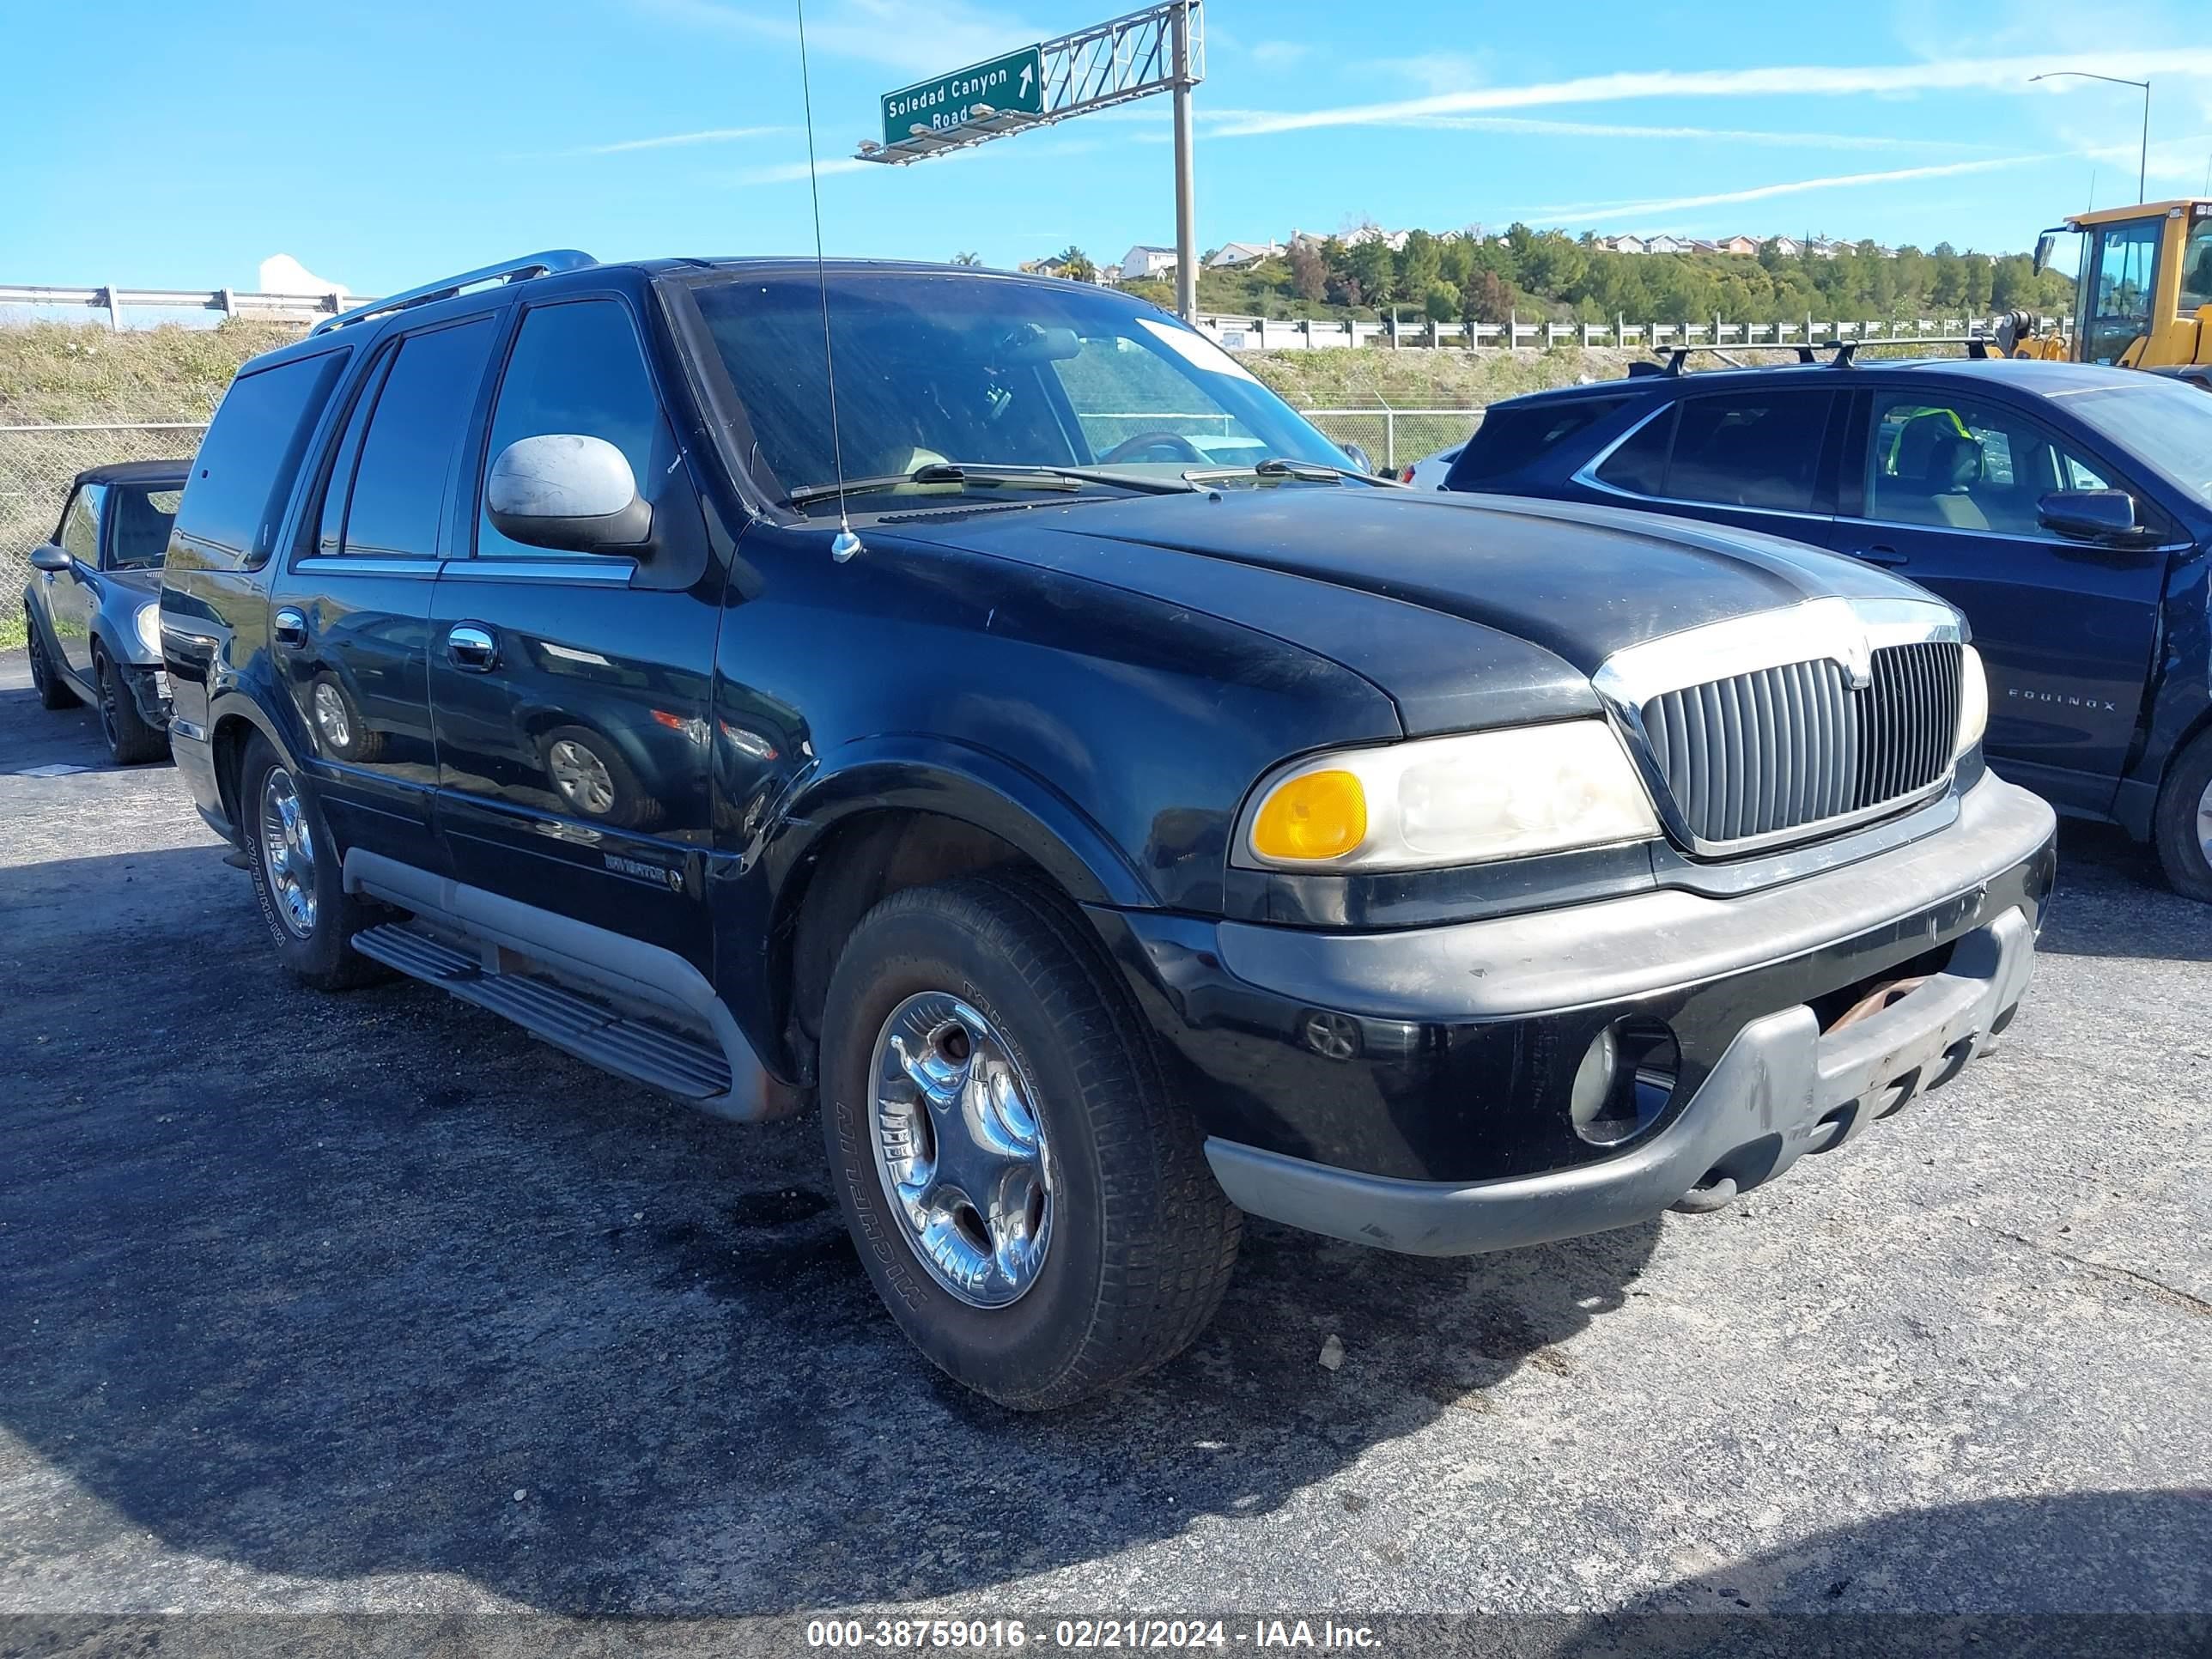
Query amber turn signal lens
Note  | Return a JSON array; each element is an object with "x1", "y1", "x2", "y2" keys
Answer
[{"x1": 1251, "y1": 769, "x2": 1369, "y2": 862}]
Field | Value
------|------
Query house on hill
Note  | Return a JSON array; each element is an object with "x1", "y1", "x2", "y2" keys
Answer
[
  {"x1": 1206, "y1": 240, "x2": 1285, "y2": 269},
  {"x1": 1120, "y1": 245, "x2": 1178, "y2": 279},
  {"x1": 1644, "y1": 234, "x2": 1687, "y2": 254},
  {"x1": 1719, "y1": 234, "x2": 1759, "y2": 257}
]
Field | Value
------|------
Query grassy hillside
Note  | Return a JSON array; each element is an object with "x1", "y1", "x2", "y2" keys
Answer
[{"x1": 0, "y1": 320, "x2": 296, "y2": 425}]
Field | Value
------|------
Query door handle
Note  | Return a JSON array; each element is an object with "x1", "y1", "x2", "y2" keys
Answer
[
  {"x1": 447, "y1": 623, "x2": 499, "y2": 672},
  {"x1": 272, "y1": 607, "x2": 307, "y2": 647},
  {"x1": 1856, "y1": 544, "x2": 1910, "y2": 568}
]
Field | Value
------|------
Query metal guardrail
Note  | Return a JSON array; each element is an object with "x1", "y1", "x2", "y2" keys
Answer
[
  {"x1": 1194, "y1": 313, "x2": 2063, "y2": 352},
  {"x1": 0, "y1": 284, "x2": 391, "y2": 327}
]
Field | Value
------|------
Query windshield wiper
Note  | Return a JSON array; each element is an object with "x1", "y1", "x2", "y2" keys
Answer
[
  {"x1": 1182, "y1": 456, "x2": 1406, "y2": 489},
  {"x1": 787, "y1": 461, "x2": 1200, "y2": 508}
]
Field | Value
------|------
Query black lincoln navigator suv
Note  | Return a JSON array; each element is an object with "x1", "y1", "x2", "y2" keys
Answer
[{"x1": 159, "y1": 252, "x2": 2057, "y2": 1407}]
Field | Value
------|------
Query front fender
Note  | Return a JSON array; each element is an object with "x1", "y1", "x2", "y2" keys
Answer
[{"x1": 770, "y1": 732, "x2": 1154, "y2": 910}]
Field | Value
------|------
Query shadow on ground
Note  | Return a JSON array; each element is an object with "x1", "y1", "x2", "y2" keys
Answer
[{"x1": 0, "y1": 858, "x2": 1658, "y2": 1613}]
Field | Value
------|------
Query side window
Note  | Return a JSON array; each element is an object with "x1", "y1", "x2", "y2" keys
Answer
[
  {"x1": 173, "y1": 351, "x2": 349, "y2": 570},
  {"x1": 1453, "y1": 398, "x2": 1630, "y2": 488},
  {"x1": 477, "y1": 301, "x2": 669, "y2": 558},
  {"x1": 58, "y1": 483, "x2": 105, "y2": 563},
  {"x1": 1594, "y1": 404, "x2": 1676, "y2": 495},
  {"x1": 2181, "y1": 216, "x2": 2212, "y2": 317},
  {"x1": 1864, "y1": 393, "x2": 2121, "y2": 538},
  {"x1": 1666, "y1": 391, "x2": 1834, "y2": 512},
  {"x1": 340, "y1": 318, "x2": 495, "y2": 560},
  {"x1": 2085, "y1": 219, "x2": 2161, "y2": 364}
]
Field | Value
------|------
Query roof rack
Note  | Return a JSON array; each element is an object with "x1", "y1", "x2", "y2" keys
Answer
[
  {"x1": 308, "y1": 250, "x2": 598, "y2": 337},
  {"x1": 1643, "y1": 337, "x2": 1999, "y2": 375}
]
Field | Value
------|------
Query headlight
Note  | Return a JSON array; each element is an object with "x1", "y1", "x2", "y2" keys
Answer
[
  {"x1": 1240, "y1": 720, "x2": 1661, "y2": 872},
  {"x1": 135, "y1": 604, "x2": 162, "y2": 656},
  {"x1": 1954, "y1": 643, "x2": 1988, "y2": 761}
]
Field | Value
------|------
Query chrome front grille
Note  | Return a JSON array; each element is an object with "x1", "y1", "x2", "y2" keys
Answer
[{"x1": 1638, "y1": 640, "x2": 1962, "y2": 848}]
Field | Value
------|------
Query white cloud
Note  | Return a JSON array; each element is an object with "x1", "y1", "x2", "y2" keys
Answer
[
  {"x1": 1248, "y1": 40, "x2": 1310, "y2": 69},
  {"x1": 640, "y1": 0, "x2": 1045, "y2": 79},
  {"x1": 1534, "y1": 155, "x2": 2052, "y2": 222},
  {"x1": 1374, "y1": 114, "x2": 2003, "y2": 151},
  {"x1": 1209, "y1": 50, "x2": 2212, "y2": 139},
  {"x1": 562, "y1": 125, "x2": 788, "y2": 155},
  {"x1": 728, "y1": 156, "x2": 876, "y2": 186},
  {"x1": 259, "y1": 254, "x2": 347, "y2": 296},
  {"x1": 1364, "y1": 52, "x2": 1489, "y2": 96}
]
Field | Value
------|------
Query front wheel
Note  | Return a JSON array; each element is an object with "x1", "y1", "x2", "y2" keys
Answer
[
  {"x1": 237, "y1": 734, "x2": 388, "y2": 989},
  {"x1": 95, "y1": 648, "x2": 167, "y2": 764},
  {"x1": 821, "y1": 872, "x2": 1242, "y2": 1409},
  {"x1": 2153, "y1": 730, "x2": 2212, "y2": 903}
]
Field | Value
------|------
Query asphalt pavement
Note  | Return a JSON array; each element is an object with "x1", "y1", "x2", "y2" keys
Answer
[{"x1": 1, "y1": 646, "x2": 2206, "y2": 1645}]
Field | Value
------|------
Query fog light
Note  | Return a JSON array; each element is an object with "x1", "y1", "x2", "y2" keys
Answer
[{"x1": 1569, "y1": 1018, "x2": 1680, "y2": 1146}]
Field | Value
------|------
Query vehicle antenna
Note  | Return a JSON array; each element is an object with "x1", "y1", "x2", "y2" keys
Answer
[{"x1": 794, "y1": 0, "x2": 861, "y2": 562}]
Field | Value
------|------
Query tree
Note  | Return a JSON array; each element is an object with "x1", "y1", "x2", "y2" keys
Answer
[
  {"x1": 1461, "y1": 268, "x2": 1516, "y2": 328},
  {"x1": 1424, "y1": 281, "x2": 1461, "y2": 323},
  {"x1": 1056, "y1": 246, "x2": 1097, "y2": 283},
  {"x1": 1395, "y1": 229, "x2": 1443, "y2": 303},
  {"x1": 1287, "y1": 240, "x2": 1328, "y2": 302},
  {"x1": 951, "y1": 251, "x2": 981, "y2": 266},
  {"x1": 1348, "y1": 239, "x2": 1395, "y2": 308}
]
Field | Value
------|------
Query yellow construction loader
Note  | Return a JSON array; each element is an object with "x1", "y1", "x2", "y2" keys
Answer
[{"x1": 1999, "y1": 198, "x2": 2212, "y2": 367}]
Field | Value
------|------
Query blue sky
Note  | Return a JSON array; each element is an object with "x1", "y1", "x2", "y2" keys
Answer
[{"x1": 5, "y1": 0, "x2": 2211, "y2": 295}]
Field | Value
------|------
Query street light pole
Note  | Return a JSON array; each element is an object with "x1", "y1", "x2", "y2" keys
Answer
[
  {"x1": 1170, "y1": 0, "x2": 1198, "y2": 322},
  {"x1": 2030, "y1": 70, "x2": 2150, "y2": 204}
]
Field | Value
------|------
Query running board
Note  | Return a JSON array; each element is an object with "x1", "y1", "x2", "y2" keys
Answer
[{"x1": 352, "y1": 923, "x2": 732, "y2": 1101}]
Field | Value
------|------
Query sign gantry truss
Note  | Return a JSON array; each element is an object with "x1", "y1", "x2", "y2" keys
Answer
[{"x1": 857, "y1": 0, "x2": 1203, "y2": 165}]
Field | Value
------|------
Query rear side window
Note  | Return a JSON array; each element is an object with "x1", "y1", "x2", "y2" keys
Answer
[
  {"x1": 58, "y1": 483, "x2": 105, "y2": 563},
  {"x1": 339, "y1": 318, "x2": 495, "y2": 560},
  {"x1": 1595, "y1": 405, "x2": 1676, "y2": 496},
  {"x1": 1665, "y1": 391, "x2": 1835, "y2": 513},
  {"x1": 174, "y1": 351, "x2": 348, "y2": 569},
  {"x1": 1452, "y1": 398, "x2": 1629, "y2": 486}
]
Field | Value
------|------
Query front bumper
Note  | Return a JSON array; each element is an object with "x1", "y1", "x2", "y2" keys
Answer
[
  {"x1": 1095, "y1": 772, "x2": 2057, "y2": 1255},
  {"x1": 123, "y1": 661, "x2": 173, "y2": 731}
]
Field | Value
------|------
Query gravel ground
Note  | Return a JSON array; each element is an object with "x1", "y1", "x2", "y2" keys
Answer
[{"x1": 0, "y1": 645, "x2": 2207, "y2": 1644}]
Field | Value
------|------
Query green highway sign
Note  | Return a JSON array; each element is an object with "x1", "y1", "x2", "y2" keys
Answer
[{"x1": 881, "y1": 46, "x2": 1044, "y2": 147}]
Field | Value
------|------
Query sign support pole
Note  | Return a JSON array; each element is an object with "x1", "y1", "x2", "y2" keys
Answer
[{"x1": 1171, "y1": 0, "x2": 1198, "y2": 322}]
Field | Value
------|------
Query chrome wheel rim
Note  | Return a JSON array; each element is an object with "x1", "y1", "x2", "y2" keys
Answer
[
  {"x1": 2197, "y1": 776, "x2": 2212, "y2": 868},
  {"x1": 547, "y1": 738, "x2": 616, "y2": 816},
  {"x1": 868, "y1": 991, "x2": 1054, "y2": 1309},
  {"x1": 313, "y1": 681, "x2": 353, "y2": 751},
  {"x1": 258, "y1": 769, "x2": 318, "y2": 938}
]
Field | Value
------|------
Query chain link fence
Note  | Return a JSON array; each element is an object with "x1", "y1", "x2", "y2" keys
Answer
[
  {"x1": 3, "y1": 423, "x2": 208, "y2": 620},
  {"x1": 0, "y1": 409, "x2": 1484, "y2": 615}
]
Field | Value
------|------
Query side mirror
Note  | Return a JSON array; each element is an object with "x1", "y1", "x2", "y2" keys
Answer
[
  {"x1": 2033, "y1": 233, "x2": 2056, "y2": 276},
  {"x1": 486, "y1": 434, "x2": 651, "y2": 555},
  {"x1": 29, "y1": 545, "x2": 70, "y2": 573},
  {"x1": 1340, "y1": 442, "x2": 1375, "y2": 476},
  {"x1": 2038, "y1": 489, "x2": 2149, "y2": 545}
]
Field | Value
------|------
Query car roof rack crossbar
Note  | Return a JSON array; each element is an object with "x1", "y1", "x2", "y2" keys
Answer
[
  {"x1": 1653, "y1": 335, "x2": 1999, "y2": 374},
  {"x1": 308, "y1": 250, "x2": 599, "y2": 336}
]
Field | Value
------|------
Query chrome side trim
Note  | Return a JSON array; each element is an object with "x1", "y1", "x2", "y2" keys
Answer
[
  {"x1": 293, "y1": 556, "x2": 447, "y2": 579},
  {"x1": 453, "y1": 557, "x2": 640, "y2": 584},
  {"x1": 1595, "y1": 597, "x2": 1965, "y2": 860}
]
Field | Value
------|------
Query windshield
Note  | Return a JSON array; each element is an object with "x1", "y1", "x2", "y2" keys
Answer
[
  {"x1": 106, "y1": 483, "x2": 183, "y2": 569},
  {"x1": 687, "y1": 270, "x2": 1348, "y2": 507},
  {"x1": 2046, "y1": 378, "x2": 2212, "y2": 510}
]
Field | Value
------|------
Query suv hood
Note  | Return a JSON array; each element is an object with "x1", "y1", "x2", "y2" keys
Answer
[
  {"x1": 880, "y1": 486, "x2": 1938, "y2": 733},
  {"x1": 106, "y1": 567, "x2": 164, "y2": 599}
]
